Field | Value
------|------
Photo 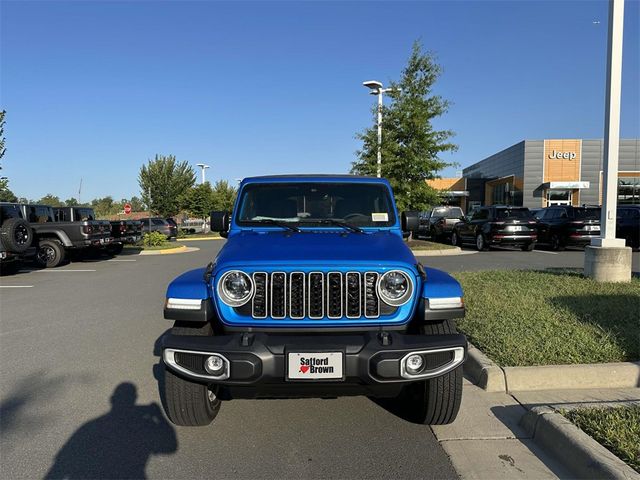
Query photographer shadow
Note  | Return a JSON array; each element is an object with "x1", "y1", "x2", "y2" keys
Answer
[{"x1": 45, "y1": 382, "x2": 177, "y2": 480}]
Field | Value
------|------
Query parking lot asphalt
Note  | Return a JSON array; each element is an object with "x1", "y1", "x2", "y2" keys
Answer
[
  {"x1": 0, "y1": 242, "x2": 459, "y2": 480},
  {"x1": 2, "y1": 240, "x2": 638, "y2": 479}
]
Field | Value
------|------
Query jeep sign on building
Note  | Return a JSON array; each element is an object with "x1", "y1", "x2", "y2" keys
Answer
[{"x1": 429, "y1": 138, "x2": 640, "y2": 211}]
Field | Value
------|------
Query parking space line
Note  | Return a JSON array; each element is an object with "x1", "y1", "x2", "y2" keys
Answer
[
  {"x1": 35, "y1": 269, "x2": 97, "y2": 272},
  {"x1": 0, "y1": 285, "x2": 34, "y2": 288},
  {"x1": 107, "y1": 259, "x2": 137, "y2": 262},
  {"x1": 533, "y1": 250, "x2": 559, "y2": 255}
]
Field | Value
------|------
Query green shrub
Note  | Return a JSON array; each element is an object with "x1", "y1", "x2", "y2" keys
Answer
[{"x1": 142, "y1": 231, "x2": 167, "y2": 247}]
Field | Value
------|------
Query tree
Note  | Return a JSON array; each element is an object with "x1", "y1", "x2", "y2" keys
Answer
[
  {"x1": 64, "y1": 197, "x2": 79, "y2": 207},
  {"x1": 138, "y1": 155, "x2": 196, "y2": 217},
  {"x1": 37, "y1": 194, "x2": 64, "y2": 206},
  {"x1": 0, "y1": 184, "x2": 16, "y2": 202},
  {"x1": 182, "y1": 182, "x2": 215, "y2": 218},
  {"x1": 91, "y1": 196, "x2": 121, "y2": 218},
  {"x1": 351, "y1": 41, "x2": 458, "y2": 210},
  {"x1": 211, "y1": 180, "x2": 237, "y2": 211}
]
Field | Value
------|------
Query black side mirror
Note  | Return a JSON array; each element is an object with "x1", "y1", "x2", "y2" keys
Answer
[
  {"x1": 459, "y1": 215, "x2": 467, "y2": 221},
  {"x1": 401, "y1": 211, "x2": 420, "y2": 232},
  {"x1": 210, "y1": 211, "x2": 230, "y2": 238}
]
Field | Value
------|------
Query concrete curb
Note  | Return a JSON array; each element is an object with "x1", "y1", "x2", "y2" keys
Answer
[
  {"x1": 138, "y1": 245, "x2": 200, "y2": 256},
  {"x1": 463, "y1": 344, "x2": 507, "y2": 392},
  {"x1": 464, "y1": 343, "x2": 640, "y2": 392},
  {"x1": 177, "y1": 237, "x2": 224, "y2": 242},
  {"x1": 520, "y1": 407, "x2": 640, "y2": 479}
]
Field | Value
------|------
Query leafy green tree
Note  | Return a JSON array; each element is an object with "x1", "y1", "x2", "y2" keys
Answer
[
  {"x1": 212, "y1": 180, "x2": 237, "y2": 211},
  {"x1": 64, "y1": 197, "x2": 79, "y2": 206},
  {"x1": 37, "y1": 194, "x2": 64, "y2": 206},
  {"x1": 0, "y1": 184, "x2": 16, "y2": 202},
  {"x1": 138, "y1": 155, "x2": 196, "y2": 217},
  {"x1": 352, "y1": 41, "x2": 457, "y2": 210},
  {"x1": 90, "y1": 196, "x2": 121, "y2": 218},
  {"x1": 182, "y1": 182, "x2": 215, "y2": 218}
]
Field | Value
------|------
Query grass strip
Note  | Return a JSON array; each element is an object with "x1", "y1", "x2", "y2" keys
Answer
[
  {"x1": 563, "y1": 405, "x2": 640, "y2": 473},
  {"x1": 453, "y1": 270, "x2": 640, "y2": 366},
  {"x1": 406, "y1": 239, "x2": 456, "y2": 250}
]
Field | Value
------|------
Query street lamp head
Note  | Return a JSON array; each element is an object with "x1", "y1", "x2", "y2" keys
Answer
[
  {"x1": 363, "y1": 80, "x2": 383, "y2": 91},
  {"x1": 196, "y1": 163, "x2": 210, "y2": 169}
]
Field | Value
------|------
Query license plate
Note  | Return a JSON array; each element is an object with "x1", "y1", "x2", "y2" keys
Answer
[
  {"x1": 584, "y1": 225, "x2": 599, "y2": 231},
  {"x1": 508, "y1": 225, "x2": 524, "y2": 231},
  {"x1": 287, "y1": 352, "x2": 343, "y2": 380},
  {"x1": 99, "y1": 238, "x2": 105, "y2": 244}
]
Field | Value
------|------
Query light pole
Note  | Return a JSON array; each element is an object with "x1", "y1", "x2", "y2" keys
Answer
[
  {"x1": 196, "y1": 163, "x2": 210, "y2": 184},
  {"x1": 363, "y1": 80, "x2": 397, "y2": 178}
]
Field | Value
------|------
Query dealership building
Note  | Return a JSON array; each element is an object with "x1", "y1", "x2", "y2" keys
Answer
[{"x1": 429, "y1": 138, "x2": 640, "y2": 212}]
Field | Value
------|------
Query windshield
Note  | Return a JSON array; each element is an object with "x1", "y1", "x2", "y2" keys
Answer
[
  {"x1": 431, "y1": 207, "x2": 463, "y2": 218},
  {"x1": 236, "y1": 182, "x2": 396, "y2": 228},
  {"x1": 495, "y1": 208, "x2": 532, "y2": 219},
  {"x1": 574, "y1": 207, "x2": 600, "y2": 220}
]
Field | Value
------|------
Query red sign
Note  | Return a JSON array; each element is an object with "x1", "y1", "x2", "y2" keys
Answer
[{"x1": 124, "y1": 203, "x2": 132, "y2": 215}]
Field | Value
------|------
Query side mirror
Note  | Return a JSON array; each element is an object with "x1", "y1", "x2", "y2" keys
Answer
[
  {"x1": 459, "y1": 215, "x2": 467, "y2": 221},
  {"x1": 210, "y1": 211, "x2": 230, "y2": 237},
  {"x1": 401, "y1": 211, "x2": 420, "y2": 232}
]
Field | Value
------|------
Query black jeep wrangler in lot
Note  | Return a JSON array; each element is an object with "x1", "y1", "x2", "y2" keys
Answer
[
  {"x1": 0, "y1": 202, "x2": 35, "y2": 274},
  {"x1": 20, "y1": 204, "x2": 112, "y2": 267},
  {"x1": 536, "y1": 205, "x2": 601, "y2": 251},
  {"x1": 451, "y1": 206, "x2": 537, "y2": 251},
  {"x1": 54, "y1": 206, "x2": 141, "y2": 255}
]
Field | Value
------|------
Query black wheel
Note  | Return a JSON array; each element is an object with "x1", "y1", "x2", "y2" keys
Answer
[
  {"x1": 430, "y1": 227, "x2": 437, "y2": 241},
  {"x1": 450, "y1": 231, "x2": 460, "y2": 247},
  {"x1": 0, "y1": 218, "x2": 32, "y2": 253},
  {"x1": 550, "y1": 234, "x2": 565, "y2": 251},
  {"x1": 476, "y1": 233, "x2": 489, "y2": 251},
  {"x1": 36, "y1": 239, "x2": 66, "y2": 268},
  {"x1": 395, "y1": 320, "x2": 463, "y2": 425},
  {"x1": 163, "y1": 321, "x2": 221, "y2": 427},
  {"x1": 106, "y1": 243, "x2": 124, "y2": 255},
  {"x1": 521, "y1": 242, "x2": 535, "y2": 252}
]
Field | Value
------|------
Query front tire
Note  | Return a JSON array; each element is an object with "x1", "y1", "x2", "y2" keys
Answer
[
  {"x1": 450, "y1": 231, "x2": 460, "y2": 247},
  {"x1": 476, "y1": 233, "x2": 489, "y2": 251},
  {"x1": 394, "y1": 320, "x2": 463, "y2": 425},
  {"x1": 163, "y1": 322, "x2": 221, "y2": 427},
  {"x1": 550, "y1": 234, "x2": 565, "y2": 251}
]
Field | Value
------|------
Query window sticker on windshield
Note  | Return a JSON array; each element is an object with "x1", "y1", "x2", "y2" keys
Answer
[{"x1": 371, "y1": 213, "x2": 388, "y2": 222}]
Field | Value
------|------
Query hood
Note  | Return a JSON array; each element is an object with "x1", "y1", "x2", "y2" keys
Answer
[{"x1": 215, "y1": 230, "x2": 417, "y2": 270}]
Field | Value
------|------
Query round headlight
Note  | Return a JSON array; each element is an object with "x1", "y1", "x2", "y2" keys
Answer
[
  {"x1": 217, "y1": 270, "x2": 253, "y2": 307},
  {"x1": 377, "y1": 270, "x2": 414, "y2": 307}
]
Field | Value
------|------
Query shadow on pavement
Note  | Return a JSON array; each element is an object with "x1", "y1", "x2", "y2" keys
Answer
[{"x1": 45, "y1": 382, "x2": 177, "y2": 480}]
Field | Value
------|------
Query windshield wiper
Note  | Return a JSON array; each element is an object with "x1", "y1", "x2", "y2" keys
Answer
[
  {"x1": 299, "y1": 219, "x2": 364, "y2": 234},
  {"x1": 253, "y1": 219, "x2": 301, "y2": 232}
]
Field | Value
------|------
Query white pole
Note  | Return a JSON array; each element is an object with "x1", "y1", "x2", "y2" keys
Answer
[
  {"x1": 592, "y1": 0, "x2": 625, "y2": 248},
  {"x1": 202, "y1": 167, "x2": 206, "y2": 185},
  {"x1": 377, "y1": 90, "x2": 383, "y2": 178}
]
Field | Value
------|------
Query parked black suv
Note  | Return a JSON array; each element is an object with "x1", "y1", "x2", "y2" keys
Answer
[
  {"x1": 20, "y1": 204, "x2": 111, "y2": 267},
  {"x1": 536, "y1": 206, "x2": 600, "y2": 251},
  {"x1": 419, "y1": 206, "x2": 465, "y2": 242},
  {"x1": 451, "y1": 206, "x2": 537, "y2": 251},
  {"x1": 0, "y1": 202, "x2": 35, "y2": 274},
  {"x1": 617, "y1": 205, "x2": 639, "y2": 250}
]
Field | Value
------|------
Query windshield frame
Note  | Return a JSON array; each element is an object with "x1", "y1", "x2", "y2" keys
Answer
[{"x1": 233, "y1": 181, "x2": 398, "y2": 229}]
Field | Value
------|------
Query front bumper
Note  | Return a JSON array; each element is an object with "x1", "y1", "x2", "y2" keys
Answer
[{"x1": 162, "y1": 330, "x2": 467, "y2": 390}]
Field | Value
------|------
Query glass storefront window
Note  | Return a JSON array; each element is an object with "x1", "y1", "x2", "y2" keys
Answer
[{"x1": 618, "y1": 177, "x2": 640, "y2": 205}]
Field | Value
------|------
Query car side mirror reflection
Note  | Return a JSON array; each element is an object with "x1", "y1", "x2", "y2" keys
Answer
[{"x1": 210, "y1": 211, "x2": 230, "y2": 238}]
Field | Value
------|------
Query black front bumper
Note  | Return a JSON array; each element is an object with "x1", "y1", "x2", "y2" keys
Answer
[{"x1": 162, "y1": 330, "x2": 467, "y2": 396}]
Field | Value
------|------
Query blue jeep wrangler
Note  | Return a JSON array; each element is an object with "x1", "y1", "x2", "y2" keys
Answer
[{"x1": 161, "y1": 175, "x2": 467, "y2": 426}]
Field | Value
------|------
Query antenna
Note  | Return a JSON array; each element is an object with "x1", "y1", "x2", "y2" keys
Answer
[{"x1": 78, "y1": 178, "x2": 83, "y2": 204}]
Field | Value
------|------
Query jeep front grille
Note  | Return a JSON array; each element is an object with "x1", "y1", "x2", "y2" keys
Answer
[{"x1": 250, "y1": 271, "x2": 381, "y2": 319}]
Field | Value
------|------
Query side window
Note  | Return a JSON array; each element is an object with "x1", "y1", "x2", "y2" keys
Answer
[
  {"x1": 152, "y1": 219, "x2": 164, "y2": 225},
  {"x1": 472, "y1": 209, "x2": 487, "y2": 221}
]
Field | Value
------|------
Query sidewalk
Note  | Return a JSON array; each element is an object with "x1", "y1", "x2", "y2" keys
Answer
[{"x1": 433, "y1": 377, "x2": 640, "y2": 479}]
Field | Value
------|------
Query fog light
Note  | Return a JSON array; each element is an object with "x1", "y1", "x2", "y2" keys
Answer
[
  {"x1": 204, "y1": 355, "x2": 226, "y2": 375},
  {"x1": 405, "y1": 354, "x2": 424, "y2": 374}
]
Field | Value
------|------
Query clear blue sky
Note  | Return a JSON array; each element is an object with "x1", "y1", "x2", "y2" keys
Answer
[{"x1": 1, "y1": 0, "x2": 638, "y2": 202}]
